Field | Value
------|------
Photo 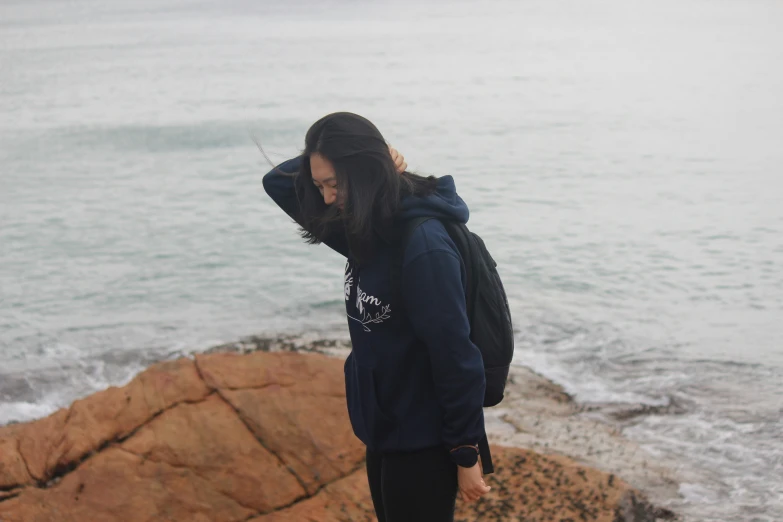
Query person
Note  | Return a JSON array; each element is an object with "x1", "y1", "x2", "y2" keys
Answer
[{"x1": 262, "y1": 112, "x2": 491, "y2": 522}]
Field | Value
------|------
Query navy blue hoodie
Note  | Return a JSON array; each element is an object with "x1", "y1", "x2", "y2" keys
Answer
[{"x1": 263, "y1": 157, "x2": 485, "y2": 465}]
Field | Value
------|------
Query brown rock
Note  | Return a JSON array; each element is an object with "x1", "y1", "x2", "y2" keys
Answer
[
  {"x1": 195, "y1": 351, "x2": 345, "y2": 395},
  {"x1": 0, "y1": 487, "x2": 22, "y2": 502},
  {"x1": 9, "y1": 358, "x2": 210, "y2": 483},
  {"x1": 122, "y1": 394, "x2": 306, "y2": 512},
  {"x1": 197, "y1": 351, "x2": 364, "y2": 494},
  {"x1": 0, "y1": 350, "x2": 665, "y2": 522},
  {"x1": 220, "y1": 382, "x2": 363, "y2": 494},
  {"x1": 0, "y1": 447, "x2": 255, "y2": 522},
  {"x1": 454, "y1": 446, "x2": 659, "y2": 522},
  {"x1": 10, "y1": 408, "x2": 70, "y2": 483},
  {"x1": 0, "y1": 426, "x2": 32, "y2": 488},
  {"x1": 250, "y1": 468, "x2": 375, "y2": 522}
]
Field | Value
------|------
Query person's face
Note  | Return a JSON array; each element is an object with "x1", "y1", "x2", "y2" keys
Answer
[{"x1": 310, "y1": 153, "x2": 341, "y2": 208}]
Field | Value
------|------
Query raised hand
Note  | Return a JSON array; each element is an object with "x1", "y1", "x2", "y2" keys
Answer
[{"x1": 388, "y1": 145, "x2": 408, "y2": 174}]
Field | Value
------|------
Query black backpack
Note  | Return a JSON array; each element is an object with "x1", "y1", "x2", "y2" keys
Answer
[{"x1": 392, "y1": 217, "x2": 515, "y2": 473}]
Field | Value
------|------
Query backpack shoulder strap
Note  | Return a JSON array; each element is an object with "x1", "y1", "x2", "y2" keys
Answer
[
  {"x1": 440, "y1": 221, "x2": 477, "y2": 321},
  {"x1": 402, "y1": 217, "x2": 435, "y2": 247},
  {"x1": 391, "y1": 217, "x2": 434, "y2": 311}
]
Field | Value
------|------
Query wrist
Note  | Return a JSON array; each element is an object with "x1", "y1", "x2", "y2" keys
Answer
[{"x1": 450, "y1": 445, "x2": 479, "y2": 468}]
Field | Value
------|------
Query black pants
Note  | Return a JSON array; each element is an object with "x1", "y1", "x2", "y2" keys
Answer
[{"x1": 365, "y1": 445, "x2": 458, "y2": 522}]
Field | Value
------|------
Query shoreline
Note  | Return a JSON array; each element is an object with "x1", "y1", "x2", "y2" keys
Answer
[{"x1": 0, "y1": 334, "x2": 682, "y2": 521}]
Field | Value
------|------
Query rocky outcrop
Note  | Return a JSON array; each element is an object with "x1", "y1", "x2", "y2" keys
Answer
[{"x1": 0, "y1": 350, "x2": 667, "y2": 521}]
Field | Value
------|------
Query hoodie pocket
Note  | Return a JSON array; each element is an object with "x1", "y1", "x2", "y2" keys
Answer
[{"x1": 346, "y1": 356, "x2": 397, "y2": 447}]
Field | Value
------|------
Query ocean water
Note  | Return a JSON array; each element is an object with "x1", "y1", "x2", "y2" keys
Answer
[{"x1": 1, "y1": 0, "x2": 782, "y2": 520}]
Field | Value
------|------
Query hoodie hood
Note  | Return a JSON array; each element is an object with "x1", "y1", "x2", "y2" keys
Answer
[{"x1": 397, "y1": 175, "x2": 469, "y2": 223}]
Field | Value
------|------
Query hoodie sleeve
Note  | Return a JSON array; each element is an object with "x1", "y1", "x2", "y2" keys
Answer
[
  {"x1": 401, "y1": 227, "x2": 486, "y2": 466},
  {"x1": 262, "y1": 156, "x2": 349, "y2": 258}
]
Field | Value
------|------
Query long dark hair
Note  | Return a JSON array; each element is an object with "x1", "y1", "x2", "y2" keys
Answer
[{"x1": 295, "y1": 112, "x2": 437, "y2": 263}]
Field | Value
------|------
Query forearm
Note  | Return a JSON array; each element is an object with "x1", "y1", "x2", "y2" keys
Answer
[{"x1": 262, "y1": 156, "x2": 303, "y2": 222}]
